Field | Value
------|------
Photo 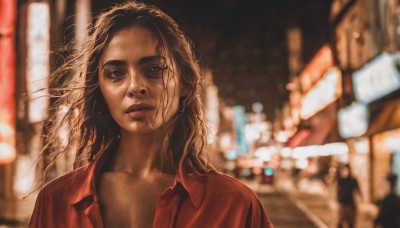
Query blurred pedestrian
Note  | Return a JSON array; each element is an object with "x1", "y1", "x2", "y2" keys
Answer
[
  {"x1": 375, "y1": 174, "x2": 400, "y2": 228},
  {"x1": 292, "y1": 167, "x2": 302, "y2": 189},
  {"x1": 28, "y1": 1, "x2": 273, "y2": 228},
  {"x1": 336, "y1": 164, "x2": 363, "y2": 228}
]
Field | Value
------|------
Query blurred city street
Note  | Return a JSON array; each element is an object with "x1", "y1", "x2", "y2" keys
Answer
[{"x1": 247, "y1": 172, "x2": 377, "y2": 228}]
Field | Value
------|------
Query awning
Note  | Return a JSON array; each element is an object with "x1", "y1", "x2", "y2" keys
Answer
[
  {"x1": 287, "y1": 128, "x2": 311, "y2": 148},
  {"x1": 287, "y1": 102, "x2": 340, "y2": 148},
  {"x1": 287, "y1": 121, "x2": 336, "y2": 148},
  {"x1": 295, "y1": 123, "x2": 334, "y2": 148},
  {"x1": 364, "y1": 99, "x2": 400, "y2": 136}
]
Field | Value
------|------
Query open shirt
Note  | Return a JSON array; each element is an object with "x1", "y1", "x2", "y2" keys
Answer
[{"x1": 28, "y1": 150, "x2": 273, "y2": 228}]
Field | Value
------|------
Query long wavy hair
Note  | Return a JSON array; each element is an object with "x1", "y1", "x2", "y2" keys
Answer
[{"x1": 42, "y1": 1, "x2": 213, "y2": 179}]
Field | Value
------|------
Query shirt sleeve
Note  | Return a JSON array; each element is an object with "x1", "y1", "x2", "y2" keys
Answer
[
  {"x1": 27, "y1": 189, "x2": 45, "y2": 228},
  {"x1": 245, "y1": 194, "x2": 274, "y2": 228}
]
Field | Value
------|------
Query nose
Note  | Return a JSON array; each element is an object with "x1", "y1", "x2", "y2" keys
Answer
[{"x1": 127, "y1": 72, "x2": 147, "y2": 97}]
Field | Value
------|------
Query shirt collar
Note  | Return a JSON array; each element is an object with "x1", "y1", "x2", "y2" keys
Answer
[
  {"x1": 175, "y1": 162, "x2": 208, "y2": 208},
  {"x1": 68, "y1": 150, "x2": 208, "y2": 208},
  {"x1": 69, "y1": 150, "x2": 110, "y2": 205}
]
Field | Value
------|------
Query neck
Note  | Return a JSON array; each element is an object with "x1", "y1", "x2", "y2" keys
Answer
[{"x1": 109, "y1": 130, "x2": 172, "y2": 178}]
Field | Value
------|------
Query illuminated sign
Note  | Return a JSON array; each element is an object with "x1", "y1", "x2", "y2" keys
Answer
[
  {"x1": 233, "y1": 106, "x2": 248, "y2": 155},
  {"x1": 299, "y1": 45, "x2": 334, "y2": 92},
  {"x1": 338, "y1": 103, "x2": 369, "y2": 138},
  {"x1": 353, "y1": 53, "x2": 400, "y2": 104},
  {"x1": 301, "y1": 68, "x2": 342, "y2": 119},
  {"x1": 292, "y1": 142, "x2": 349, "y2": 159},
  {"x1": 26, "y1": 3, "x2": 50, "y2": 122},
  {"x1": 0, "y1": 0, "x2": 16, "y2": 164}
]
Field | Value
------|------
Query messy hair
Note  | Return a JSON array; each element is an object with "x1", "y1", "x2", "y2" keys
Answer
[{"x1": 42, "y1": 1, "x2": 213, "y2": 180}]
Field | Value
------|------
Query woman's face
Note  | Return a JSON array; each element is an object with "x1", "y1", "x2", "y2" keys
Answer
[{"x1": 98, "y1": 26, "x2": 182, "y2": 135}]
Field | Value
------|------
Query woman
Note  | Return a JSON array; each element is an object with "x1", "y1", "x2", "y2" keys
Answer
[{"x1": 29, "y1": 1, "x2": 273, "y2": 227}]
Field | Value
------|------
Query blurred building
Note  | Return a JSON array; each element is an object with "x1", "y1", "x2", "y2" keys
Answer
[
  {"x1": 0, "y1": 0, "x2": 17, "y2": 199},
  {"x1": 334, "y1": 0, "x2": 400, "y2": 202},
  {"x1": 275, "y1": 0, "x2": 400, "y2": 206},
  {"x1": 0, "y1": 0, "x2": 92, "y2": 201}
]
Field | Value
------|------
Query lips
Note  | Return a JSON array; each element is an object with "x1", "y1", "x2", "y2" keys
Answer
[{"x1": 125, "y1": 103, "x2": 155, "y2": 118}]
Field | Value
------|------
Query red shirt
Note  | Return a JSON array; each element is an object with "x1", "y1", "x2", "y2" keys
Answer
[{"x1": 28, "y1": 151, "x2": 273, "y2": 228}]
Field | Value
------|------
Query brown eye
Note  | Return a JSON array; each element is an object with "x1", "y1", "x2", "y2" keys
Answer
[
  {"x1": 143, "y1": 64, "x2": 168, "y2": 78},
  {"x1": 107, "y1": 69, "x2": 127, "y2": 80}
]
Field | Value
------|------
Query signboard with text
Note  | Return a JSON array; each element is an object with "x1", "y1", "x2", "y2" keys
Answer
[
  {"x1": 300, "y1": 68, "x2": 342, "y2": 119},
  {"x1": 338, "y1": 103, "x2": 369, "y2": 138},
  {"x1": 353, "y1": 53, "x2": 400, "y2": 104}
]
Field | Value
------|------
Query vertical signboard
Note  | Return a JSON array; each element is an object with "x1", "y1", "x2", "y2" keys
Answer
[
  {"x1": 26, "y1": 2, "x2": 50, "y2": 123},
  {"x1": 300, "y1": 68, "x2": 342, "y2": 119},
  {"x1": 298, "y1": 45, "x2": 333, "y2": 93},
  {"x1": 0, "y1": 0, "x2": 17, "y2": 164},
  {"x1": 233, "y1": 106, "x2": 248, "y2": 155}
]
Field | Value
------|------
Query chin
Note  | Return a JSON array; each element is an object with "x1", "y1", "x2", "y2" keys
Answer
[
  {"x1": 120, "y1": 126, "x2": 154, "y2": 135},
  {"x1": 120, "y1": 121, "x2": 161, "y2": 134}
]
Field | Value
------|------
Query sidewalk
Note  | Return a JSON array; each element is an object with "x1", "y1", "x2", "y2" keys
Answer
[
  {"x1": 0, "y1": 193, "x2": 36, "y2": 227},
  {"x1": 248, "y1": 176, "x2": 378, "y2": 228}
]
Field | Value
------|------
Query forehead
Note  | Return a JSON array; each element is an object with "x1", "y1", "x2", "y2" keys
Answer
[{"x1": 100, "y1": 26, "x2": 163, "y2": 62}]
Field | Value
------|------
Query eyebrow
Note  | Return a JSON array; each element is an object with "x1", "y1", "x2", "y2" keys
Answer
[
  {"x1": 138, "y1": 55, "x2": 166, "y2": 65},
  {"x1": 101, "y1": 60, "x2": 126, "y2": 69},
  {"x1": 101, "y1": 55, "x2": 166, "y2": 69}
]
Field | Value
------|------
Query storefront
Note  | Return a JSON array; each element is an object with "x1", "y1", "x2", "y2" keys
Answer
[
  {"x1": 286, "y1": 46, "x2": 341, "y2": 147},
  {"x1": 338, "y1": 52, "x2": 400, "y2": 202},
  {"x1": 284, "y1": 45, "x2": 344, "y2": 179},
  {"x1": 368, "y1": 100, "x2": 400, "y2": 200},
  {"x1": 372, "y1": 128, "x2": 400, "y2": 198}
]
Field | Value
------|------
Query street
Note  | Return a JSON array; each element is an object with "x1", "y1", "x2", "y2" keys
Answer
[{"x1": 258, "y1": 191, "x2": 317, "y2": 228}]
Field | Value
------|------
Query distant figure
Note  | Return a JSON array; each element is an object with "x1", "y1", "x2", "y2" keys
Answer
[
  {"x1": 375, "y1": 174, "x2": 400, "y2": 228},
  {"x1": 336, "y1": 164, "x2": 362, "y2": 228},
  {"x1": 292, "y1": 167, "x2": 302, "y2": 189}
]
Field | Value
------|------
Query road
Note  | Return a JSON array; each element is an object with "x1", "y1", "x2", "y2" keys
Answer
[{"x1": 258, "y1": 191, "x2": 317, "y2": 228}]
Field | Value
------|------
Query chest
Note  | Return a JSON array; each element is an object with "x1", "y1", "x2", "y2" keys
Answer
[{"x1": 97, "y1": 173, "x2": 172, "y2": 228}]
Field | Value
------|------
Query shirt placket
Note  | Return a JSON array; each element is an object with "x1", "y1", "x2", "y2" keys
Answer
[
  {"x1": 154, "y1": 184, "x2": 184, "y2": 228},
  {"x1": 83, "y1": 197, "x2": 104, "y2": 228}
]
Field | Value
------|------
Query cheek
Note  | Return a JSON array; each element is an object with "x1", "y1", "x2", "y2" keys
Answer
[{"x1": 99, "y1": 84, "x2": 122, "y2": 111}]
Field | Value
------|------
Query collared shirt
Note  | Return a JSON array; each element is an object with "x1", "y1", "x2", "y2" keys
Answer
[{"x1": 28, "y1": 151, "x2": 273, "y2": 228}]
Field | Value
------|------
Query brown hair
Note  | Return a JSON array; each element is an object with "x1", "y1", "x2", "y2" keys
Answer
[{"x1": 42, "y1": 1, "x2": 213, "y2": 180}]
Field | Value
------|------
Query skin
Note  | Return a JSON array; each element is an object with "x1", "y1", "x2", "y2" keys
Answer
[{"x1": 97, "y1": 26, "x2": 183, "y2": 227}]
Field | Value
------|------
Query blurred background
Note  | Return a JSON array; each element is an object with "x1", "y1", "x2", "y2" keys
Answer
[{"x1": 1, "y1": 0, "x2": 400, "y2": 227}]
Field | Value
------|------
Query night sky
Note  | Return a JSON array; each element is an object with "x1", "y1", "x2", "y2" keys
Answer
[{"x1": 92, "y1": 0, "x2": 333, "y2": 120}]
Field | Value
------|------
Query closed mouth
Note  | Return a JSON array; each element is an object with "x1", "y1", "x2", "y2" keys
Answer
[{"x1": 125, "y1": 103, "x2": 155, "y2": 113}]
